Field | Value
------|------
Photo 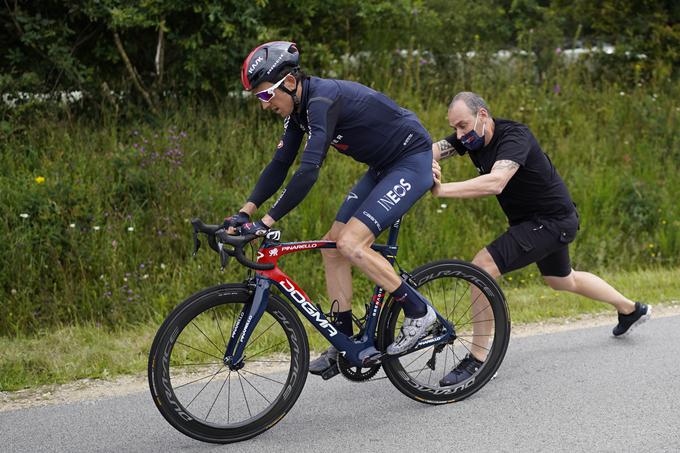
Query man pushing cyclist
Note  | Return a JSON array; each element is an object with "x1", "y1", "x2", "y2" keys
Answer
[
  {"x1": 226, "y1": 41, "x2": 438, "y2": 375},
  {"x1": 430, "y1": 91, "x2": 652, "y2": 386}
]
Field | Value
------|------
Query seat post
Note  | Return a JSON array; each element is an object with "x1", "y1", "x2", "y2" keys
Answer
[{"x1": 386, "y1": 217, "x2": 403, "y2": 247}]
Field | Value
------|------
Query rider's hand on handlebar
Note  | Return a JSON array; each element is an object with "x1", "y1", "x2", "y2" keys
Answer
[
  {"x1": 240, "y1": 220, "x2": 270, "y2": 237},
  {"x1": 223, "y1": 211, "x2": 250, "y2": 234}
]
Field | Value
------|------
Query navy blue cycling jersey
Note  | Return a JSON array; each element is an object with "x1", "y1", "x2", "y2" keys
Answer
[{"x1": 248, "y1": 76, "x2": 432, "y2": 221}]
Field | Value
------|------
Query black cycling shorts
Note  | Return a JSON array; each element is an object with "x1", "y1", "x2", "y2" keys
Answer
[
  {"x1": 335, "y1": 148, "x2": 433, "y2": 236},
  {"x1": 487, "y1": 211, "x2": 580, "y2": 277}
]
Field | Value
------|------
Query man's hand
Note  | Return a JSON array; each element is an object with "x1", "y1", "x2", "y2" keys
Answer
[
  {"x1": 431, "y1": 158, "x2": 442, "y2": 197},
  {"x1": 223, "y1": 211, "x2": 250, "y2": 234},
  {"x1": 240, "y1": 220, "x2": 270, "y2": 237}
]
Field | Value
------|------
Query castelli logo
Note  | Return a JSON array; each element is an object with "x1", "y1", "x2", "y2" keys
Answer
[{"x1": 248, "y1": 56, "x2": 264, "y2": 74}]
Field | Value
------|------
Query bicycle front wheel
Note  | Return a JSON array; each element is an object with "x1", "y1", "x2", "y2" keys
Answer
[
  {"x1": 148, "y1": 283, "x2": 309, "y2": 443},
  {"x1": 378, "y1": 260, "x2": 510, "y2": 404}
]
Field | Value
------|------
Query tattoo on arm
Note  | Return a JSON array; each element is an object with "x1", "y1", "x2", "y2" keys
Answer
[
  {"x1": 492, "y1": 160, "x2": 520, "y2": 172},
  {"x1": 437, "y1": 140, "x2": 455, "y2": 160}
]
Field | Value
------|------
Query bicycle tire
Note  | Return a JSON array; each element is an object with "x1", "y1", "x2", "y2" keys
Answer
[
  {"x1": 378, "y1": 260, "x2": 510, "y2": 404},
  {"x1": 148, "y1": 283, "x2": 309, "y2": 443}
]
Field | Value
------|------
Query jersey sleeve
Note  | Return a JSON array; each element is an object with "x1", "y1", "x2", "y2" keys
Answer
[
  {"x1": 247, "y1": 117, "x2": 304, "y2": 207},
  {"x1": 265, "y1": 85, "x2": 342, "y2": 220},
  {"x1": 299, "y1": 91, "x2": 341, "y2": 166},
  {"x1": 273, "y1": 116, "x2": 305, "y2": 165},
  {"x1": 495, "y1": 126, "x2": 530, "y2": 166}
]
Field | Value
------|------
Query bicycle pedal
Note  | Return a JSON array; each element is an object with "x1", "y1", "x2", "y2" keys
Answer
[{"x1": 320, "y1": 365, "x2": 340, "y2": 380}]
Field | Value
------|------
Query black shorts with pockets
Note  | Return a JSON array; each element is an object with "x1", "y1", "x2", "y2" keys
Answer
[{"x1": 486, "y1": 211, "x2": 579, "y2": 277}]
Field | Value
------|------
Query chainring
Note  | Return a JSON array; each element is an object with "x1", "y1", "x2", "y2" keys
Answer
[{"x1": 337, "y1": 354, "x2": 382, "y2": 382}]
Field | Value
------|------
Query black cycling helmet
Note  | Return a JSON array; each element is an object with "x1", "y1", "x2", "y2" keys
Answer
[{"x1": 240, "y1": 41, "x2": 300, "y2": 91}]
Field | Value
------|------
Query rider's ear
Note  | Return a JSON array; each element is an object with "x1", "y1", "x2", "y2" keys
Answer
[{"x1": 283, "y1": 74, "x2": 297, "y2": 91}]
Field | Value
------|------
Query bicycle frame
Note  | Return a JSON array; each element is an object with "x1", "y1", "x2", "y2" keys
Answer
[{"x1": 223, "y1": 218, "x2": 454, "y2": 369}]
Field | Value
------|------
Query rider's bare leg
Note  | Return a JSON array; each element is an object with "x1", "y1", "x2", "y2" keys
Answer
[
  {"x1": 469, "y1": 248, "x2": 501, "y2": 361},
  {"x1": 320, "y1": 221, "x2": 353, "y2": 312},
  {"x1": 334, "y1": 218, "x2": 402, "y2": 293}
]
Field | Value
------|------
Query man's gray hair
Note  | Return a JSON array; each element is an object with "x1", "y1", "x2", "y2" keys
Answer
[{"x1": 449, "y1": 91, "x2": 491, "y2": 117}]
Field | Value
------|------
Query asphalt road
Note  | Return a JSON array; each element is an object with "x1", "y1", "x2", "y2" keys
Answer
[{"x1": 3, "y1": 315, "x2": 679, "y2": 453}]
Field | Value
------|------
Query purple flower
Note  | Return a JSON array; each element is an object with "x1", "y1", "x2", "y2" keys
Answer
[
  {"x1": 555, "y1": 47, "x2": 562, "y2": 54},
  {"x1": 553, "y1": 83, "x2": 561, "y2": 94}
]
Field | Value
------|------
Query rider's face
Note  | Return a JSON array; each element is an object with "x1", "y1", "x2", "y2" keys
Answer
[
  {"x1": 254, "y1": 75, "x2": 297, "y2": 118},
  {"x1": 448, "y1": 100, "x2": 486, "y2": 140}
]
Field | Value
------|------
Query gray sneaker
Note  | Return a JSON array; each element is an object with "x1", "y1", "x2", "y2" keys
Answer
[
  {"x1": 386, "y1": 305, "x2": 437, "y2": 355},
  {"x1": 308, "y1": 345, "x2": 338, "y2": 375}
]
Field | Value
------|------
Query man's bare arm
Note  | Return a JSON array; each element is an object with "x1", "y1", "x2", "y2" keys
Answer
[{"x1": 431, "y1": 159, "x2": 520, "y2": 198}]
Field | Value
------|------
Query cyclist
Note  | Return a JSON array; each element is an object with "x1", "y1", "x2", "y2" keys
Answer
[
  {"x1": 431, "y1": 91, "x2": 652, "y2": 386},
  {"x1": 226, "y1": 41, "x2": 437, "y2": 375}
]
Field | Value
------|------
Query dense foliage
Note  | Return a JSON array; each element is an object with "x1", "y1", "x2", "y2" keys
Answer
[{"x1": 2, "y1": 0, "x2": 679, "y2": 108}]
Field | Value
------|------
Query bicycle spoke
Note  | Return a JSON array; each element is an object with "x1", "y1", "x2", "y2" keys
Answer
[
  {"x1": 402, "y1": 346, "x2": 432, "y2": 371},
  {"x1": 455, "y1": 318, "x2": 495, "y2": 328},
  {"x1": 175, "y1": 340, "x2": 224, "y2": 362},
  {"x1": 227, "y1": 371, "x2": 231, "y2": 423},
  {"x1": 186, "y1": 365, "x2": 224, "y2": 409},
  {"x1": 240, "y1": 368, "x2": 286, "y2": 386},
  {"x1": 171, "y1": 361, "x2": 222, "y2": 368},
  {"x1": 245, "y1": 339, "x2": 287, "y2": 361},
  {"x1": 214, "y1": 308, "x2": 228, "y2": 349},
  {"x1": 191, "y1": 321, "x2": 224, "y2": 356},
  {"x1": 245, "y1": 320, "x2": 278, "y2": 349},
  {"x1": 206, "y1": 371, "x2": 230, "y2": 421},
  {"x1": 237, "y1": 372, "x2": 252, "y2": 418},
  {"x1": 238, "y1": 371, "x2": 272, "y2": 405},
  {"x1": 457, "y1": 336, "x2": 491, "y2": 351},
  {"x1": 450, "y1": 282, "x2": 471, "y2": 316},
  {"x1": 453, "y1": 289, "x2": 484, "y2": 327},
  {"x1": 173, "y1": 367, "x2": 227, "y2": 390},
  {"x1": 247, "y1": 359, "x2": 290, "y2": 364}
]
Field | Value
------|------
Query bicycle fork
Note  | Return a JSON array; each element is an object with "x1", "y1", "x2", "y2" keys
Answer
[{"x1": 223, "y1": 279, "x2": 271, "y2": 370}]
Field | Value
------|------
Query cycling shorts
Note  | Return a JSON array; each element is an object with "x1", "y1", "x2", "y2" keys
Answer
[{"x1": 335, "y1": 148, "x2": 433, "y2": 236}]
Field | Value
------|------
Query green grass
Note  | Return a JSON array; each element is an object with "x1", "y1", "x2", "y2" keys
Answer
[
  {"x1": 1, "y1": 55, "x2": 679, "y2": 338},
  {"x1": 1, "y1": 267, "x2": 677, "y2": 392}
]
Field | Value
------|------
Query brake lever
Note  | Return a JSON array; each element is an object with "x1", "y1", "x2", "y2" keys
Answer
[{"x1": 219, "y1": 243, "x2": 231, "y2": 270}]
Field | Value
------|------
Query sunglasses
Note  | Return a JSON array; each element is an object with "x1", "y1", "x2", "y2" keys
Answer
[{"x1": 254, "y1": 76, "x2": 288, "y2": 102}]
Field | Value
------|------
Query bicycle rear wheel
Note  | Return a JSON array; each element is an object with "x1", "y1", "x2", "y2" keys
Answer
[
  {"x1": 378, "y1": 260, "x2": 510, "y2": 404},
  {"x1": 148, "y1": 283, "x2": 309, "y2": 443}
]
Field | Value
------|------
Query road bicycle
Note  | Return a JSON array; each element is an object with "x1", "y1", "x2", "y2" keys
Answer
[{"x1": 148, "y1": 217, "x2": 510, "y2": 443}]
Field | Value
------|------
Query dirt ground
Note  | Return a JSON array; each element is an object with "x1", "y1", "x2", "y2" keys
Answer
[{"x1": 2, "y1": 303, "x2": 678, "y2": 413}]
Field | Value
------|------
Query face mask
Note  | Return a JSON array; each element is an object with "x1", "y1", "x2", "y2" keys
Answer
[{"x1": 460, "y1": 113, "x2": 486, "y2": 151}]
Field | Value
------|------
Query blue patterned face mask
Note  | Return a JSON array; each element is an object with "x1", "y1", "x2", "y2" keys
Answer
[{"x1": 460, "y1": 112, "x2": 486, "y2": 151}]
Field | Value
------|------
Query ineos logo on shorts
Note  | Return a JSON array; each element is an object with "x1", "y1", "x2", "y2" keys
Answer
[
  {"x1": 248, "y1": 56, "x2": 264, "y2": 74},
  {"x1": 377, "y1": 178, "x2": 412, "y2": 212}
]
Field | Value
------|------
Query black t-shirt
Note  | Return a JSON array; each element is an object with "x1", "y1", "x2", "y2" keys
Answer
[{"x1": 445, "y1": 118, "x2": 575, "y2": 225}]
